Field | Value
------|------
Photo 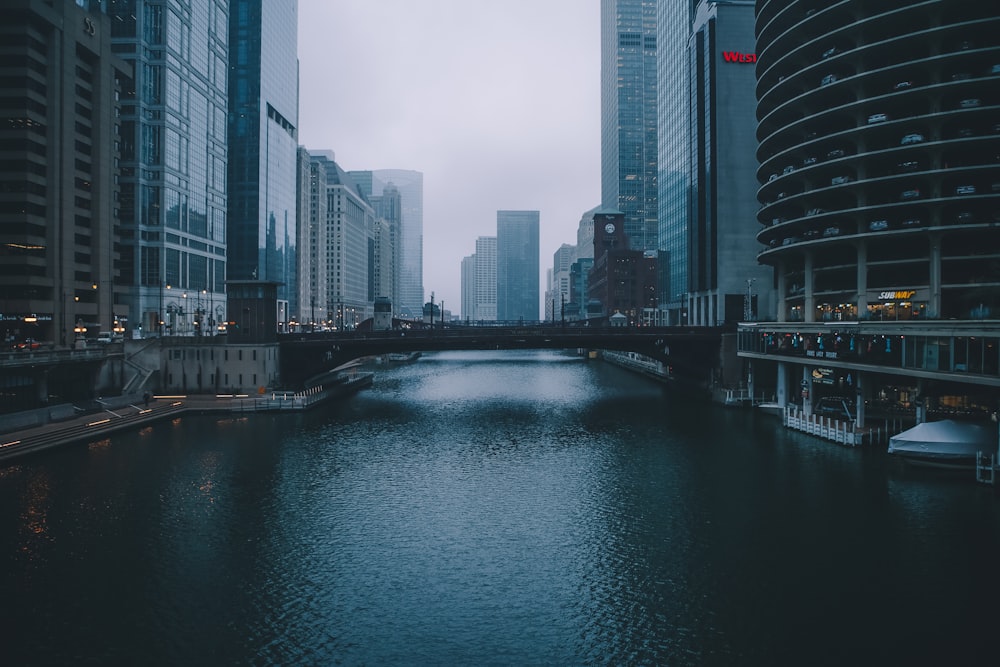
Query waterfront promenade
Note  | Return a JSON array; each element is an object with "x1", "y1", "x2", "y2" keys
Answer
[
  {"x1": 0, "y1": 395, "x2": 232, "y2": 464},
  {"x1": 0, "y1": 373, "x2": 373, "y2": 464}
]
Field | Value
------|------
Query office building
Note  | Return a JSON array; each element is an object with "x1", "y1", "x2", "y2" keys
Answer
[
  {"x1": 497, "y1": 211, "x2": 539, "y2": 322},
  {"x1": 740, "y1": 1, "x2": 1000, "y2": 421},
  {"x1": 297, "y1": 146, "x2": 327, "y2": 329},
  {"x1": 548, "y1": 244, "x2": 575, "y2": 322},
  {"x1": 310, "y1": 152, "x2": 375, "y2": 329},
  {"x1": 351, "y1": 170, "x2": 423, "y2": 319},
  {"x1": 601, "y1": 0, "x2": 658, "y2": 253},
  {"x1": 656, "y1": 0, "x2": 696, "y2": 322},
  {"x1": 461, "y1": 254, "x2": 476, "y2": 322},
  {"x1": 349, "y1": 171, "x2": 403, "y2": 312},
  {"x1": 110, "y1": 0, "x2": 229, "y2": 337},
  {"x1": 687, "y1": 0, "x2": 772, "y2": 326},
  {"x1": 460, "y1": 237, "x2": 497, "y2": 322},
  {"x1": 1, "y1": 2, "x2": 128, "y2": 346},
  {"x1": 228, "y1": 0, "x2": 300, "y2": 327}
]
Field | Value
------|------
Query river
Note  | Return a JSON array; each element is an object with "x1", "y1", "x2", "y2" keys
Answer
[{"x1": 1, "y1": 350, "x2": 998, "y2": 665}]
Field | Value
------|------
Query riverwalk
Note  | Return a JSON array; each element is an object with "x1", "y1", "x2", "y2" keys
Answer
[{"x1": 0, "y1": 373, "x2": 373, "y2": 464}]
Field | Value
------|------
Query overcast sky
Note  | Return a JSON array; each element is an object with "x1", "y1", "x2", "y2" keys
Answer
[{"x1": 297, "y1": 0, "x2": 601, "y2": 317}]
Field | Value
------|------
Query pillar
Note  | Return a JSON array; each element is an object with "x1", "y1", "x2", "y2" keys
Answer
[
  {"x1": 802, "y1": 365, "x2": 813, "y2": 416},
  {"x1": 776, "y1": 259, "x2": 787, "y2": 321},
  {"x1": 856, "y1": 241, "x2": 868, "y2": 317},
  {"x1": 854, "y1": 371, "x2": 865, "y2": 428},
  {"x1": 804, "y1": 252, "x2": 815, "y2": 323},
  {"x1": 776, "y1": 361, "x2": 788, "y2": 408},
  {"x1": 929, "y1": 233, "x2": 942, "y2": 318}
]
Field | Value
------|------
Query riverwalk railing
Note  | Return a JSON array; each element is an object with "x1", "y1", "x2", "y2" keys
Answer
[{"x1": 782, "y1": 406, "x2": 899, "y2": 447}]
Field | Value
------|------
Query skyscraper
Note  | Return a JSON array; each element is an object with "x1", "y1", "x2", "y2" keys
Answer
[
  {"x1": 111, "y1": 0, "x2": 229, "y2": 337},
  {"x1": 687, "y1": 0, "x2": 771, "y2": 326},
  {"x1": 474, "y1": 236, "x2": 497, "y2": 321},
  {"x1": 496, "y1": 211, "x2": 539, "y2": 321},
  {"x1": 228, "y1": 0, "x2": 300, "y2": 324},
  {"x1": 601, "y1": 0, "x2": 659, "y2": 253},
  {"x1": 656, "y1": 0, "x2": 696, "y2": 323},
  {"x1": 310, "y1": 152, "x2": 375, "y2": 329},
  {"x1": 297, "y1": 146, "x2": 327, "y2": 329},
  {"x1": 1, "y1": 2, "x2": 128, "y2": 347},
  {"x1": 352, "y1": 170, "x2": 424, "y2": 319}
]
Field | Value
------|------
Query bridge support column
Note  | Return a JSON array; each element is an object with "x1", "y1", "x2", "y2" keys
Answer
[
  {"x1": 776, "y1": 361, "x2": 788, "y2": 408},
  {"x1": 854, "y1": 371, "x2": 865, "y2": 429},
  {"x1": 802, "y1": 365, "x2": 813, "y2": 417}
]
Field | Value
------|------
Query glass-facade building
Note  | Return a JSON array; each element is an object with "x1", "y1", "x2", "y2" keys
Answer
[
  {"x1": 497, "y1": 210, "x2": 539, "y2": 322},
  {"x1": 656, "y1": 0, "x2": 695, "y2": 323},
  {"x1": 228, "y1": 0, "x2": 299, "y2": 325},
  {"x1": 601, "y1": 0, "x2": 659, "y2": 254},
  {"x1": 111, "y1": 0, "x2": 229, "y2": 337}
]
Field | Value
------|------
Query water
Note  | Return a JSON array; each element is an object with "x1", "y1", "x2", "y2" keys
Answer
[{"x1": 1, "y1": 350, "x2": 998, "y2": 665}]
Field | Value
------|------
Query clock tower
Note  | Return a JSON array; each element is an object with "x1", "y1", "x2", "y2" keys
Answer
[{"x1": 593, "y1": 210, "x2": 627, "y2": 257}]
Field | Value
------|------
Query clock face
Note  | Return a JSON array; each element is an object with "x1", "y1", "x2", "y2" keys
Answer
[{"x1": 604, "y1": 223, "x2": 615, "y2": 234}]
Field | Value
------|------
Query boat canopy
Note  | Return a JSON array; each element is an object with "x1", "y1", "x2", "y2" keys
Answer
[{"x1": 888, "y1": 419, "x2": 997, "y2": 458}]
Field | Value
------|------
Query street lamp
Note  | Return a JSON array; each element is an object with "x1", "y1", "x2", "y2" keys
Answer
[{"x1": 160, "y1": 284, "x2": 172, "y2": 336}]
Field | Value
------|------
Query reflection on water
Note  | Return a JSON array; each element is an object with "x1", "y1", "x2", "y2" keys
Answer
[{"x1": 0, "y1": 350, "x2": 998, "y2": 665}]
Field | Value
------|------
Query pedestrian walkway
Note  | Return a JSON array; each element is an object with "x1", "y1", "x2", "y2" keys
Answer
[{"x1": 0, "y1": 395, "x2": 235, "y2": 464}]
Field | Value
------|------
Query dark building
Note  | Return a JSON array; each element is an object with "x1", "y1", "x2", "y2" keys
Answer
[
  {"x1": 740, "y1": 1, "x2": 1000, "y2": 423},
  {"x1": 1, "y1": 1, "x2": 129, "y2": 346},
  {"x1": 588, "y1": 210, "x2": 658, "y2": 322},
  {"x1": 226, "y1": 280, "x2": 281, "y2": 344}
]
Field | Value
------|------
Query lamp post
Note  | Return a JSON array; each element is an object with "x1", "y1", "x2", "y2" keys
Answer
[{"x1": 160, "y1": 284, "x2": 172, "y2": 336}]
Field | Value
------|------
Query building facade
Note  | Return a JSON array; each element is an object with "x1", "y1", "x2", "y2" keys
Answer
[
  {"x1": 496, "y1": 211, "x2": 539, "y2": 322},
  {"x1": 588, "y1": 209, "x2": 658, "y2": 322},
  {"x1": 227, "y1": 0, "x2": 300, "y2": 325},
  {"x1": 656, "y1": 0, "x2": 697, "y2": 322},
  {"x1": 601, "y1": 0, "x2": 659, "y2": 253},
  {"x1": 548, "y1": 243, "x2": 575, "y2": 322},
  {"x1": 358, "y1": 170, "x2": 423, "y2": 319},
  {"x1": 110, "y1": 0, "x2": 229, "y2": 338},
  {"x1": 296, "y1": 146, "x2": 327, "y2": 329},
  {"x1": 1, "y1": 1, "x2": 128, "y2": 346},
  {"x1": 473, "y1": 236, "x2": 498, "y2": 321},
  {"x1": 741, "y1": 0, "x2": 1000, "y2": 422},
  {"x1": 688, "y1": 0, "x2": 772, "y2": 327},
  {"x1": 311, "y1": 153, "x2": 374, "y2": 329}
]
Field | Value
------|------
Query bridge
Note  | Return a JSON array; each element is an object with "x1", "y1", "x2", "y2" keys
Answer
[{"x1": 278, "y1": 324, "x2": 727, "y2": 387}]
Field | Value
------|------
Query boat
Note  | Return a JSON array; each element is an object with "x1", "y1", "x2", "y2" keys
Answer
[{"x1": 887, "y1": 419, "x2": 997, "y2": 470}]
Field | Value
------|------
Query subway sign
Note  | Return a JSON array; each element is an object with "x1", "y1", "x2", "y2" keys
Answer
[
  {"x1": 878, "y1": 290, "x2": 916, "y2": 300},
  {"x1": 722, "y1": 51, "x2": 756, "y2": 63}
]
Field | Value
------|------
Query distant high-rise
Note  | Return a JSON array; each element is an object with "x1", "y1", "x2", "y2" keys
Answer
[
  {"x1": 601, "y1": 0, "x2": 659, "y2": 252},
  {"x1": 111, "y1": 0, "x2": 230, "y2": 337},
  {"x1": 461, "y1": 254, "x2": 476, "y2": 322},
  {"x1": 496, "y1": 211, "x2": 539, "y2": 321},
  {"x1": 351, "y1": 170, "x2": 424, "y2": 319},
  {"x1": 312, "y1": 153, "x2": 375, "y2": 328},
  {"x1": 297, "y1": 146, "x2": 327, "y2": 329},
  {"x1": 348, "y1": 171, "x2": 404, "y2": 314},
  {"x1": 474, "y1": 236, "x2": 497, "y2": 321},
  {"x1": 228, "y1": 0, "x2": 300, "y2": 325},
  {"x1": 0, "y1": 2, "x2": 128, "y2": 347},
  {"x1": 549, "y1": 244, "x2": 575, "y2": 321}
]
